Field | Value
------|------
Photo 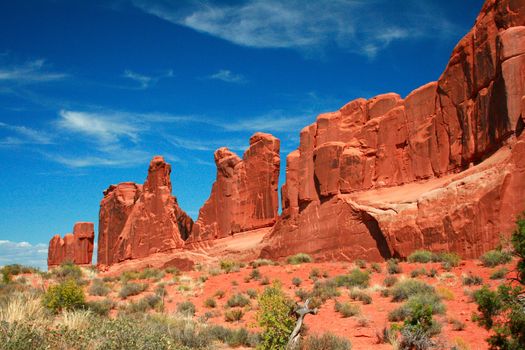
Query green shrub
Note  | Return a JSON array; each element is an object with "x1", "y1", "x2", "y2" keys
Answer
[
  {"x1": 250, "y1": 259, "x2": 275, "y2": 268},
  {"x1": 225, "y1": 308, "x2": 244, "y2": 322},
  {"x1": 334, "y1": 301, "x2": 360, "y2": 317},
  {"x1": 301, "y1": 333, "x2": 352, "y2": 350},
  {"x1": 52, "y1": 261, "x2": 83, "y2": 281},
  {"x1": 247, "y1": 288, "x2": 258, "y2": 299},
  {"x1": 292, "y1": 277, "x2": 302, "y2": 287},
  {"x1": 480, "y1": 249, "x2": 512, "y2": 267},
  {"x1": 138, "y1": 268, "x2": 164, "y2": 280},
  {"x1": 164, "y1": 267, "x2": 180, "y2": 276},
  {"x1": 334, "y1": 268, "x2": 370, "y2": 288},
  {"x1": 89, "y1": 278, "x2": 110, "y2": 296},
  {"x1": 390, "y1": 279, "x2": 435, "y2": 302},
  {"x1": 257, "y1": 282, "x2": 296, "y2": 350},
  {"x1": 311, "y1": 279, "x2": 340, "y2": 303},
  {"x1": 370, "y1": 262, "x2": 382, "y2": 273},
  {"x1": 220, "y1": 260, "x2": 240, "y2": 273},
  {"x1": 383, "y1": 275, "x2": 398, "y2": 287},
  {"x1": 462, "y1": 273, "x2": 483, "y2": 286},
  {"x1": 295, "y1": 288, "x2": 309, "y2": 301},
  {"x1": 214, "y1": 289, "x2": 225, "y2": 299},
  {"x1": 125, "y1": 294, "x2": 163, "y2": 314},
  {"x1": 286, "y1": 253, "x2": 313, "y2": 265},
  {"x1": 118, "y1": 282, "x2": 147, "y2": 299},
  {"x1": 408, "y1": 250, "x2": 434, "y2": 263},
  {"x1": 349, "y1": 289, "x2": 372, "y2": 304},
  {"x1": 177, "y1": 301, "x2": 196, "y2": 316},
  {"x1": 432, "y1": 252, "x2": 461, "y2": 270},
  {"x1": 490, "y1": 267, "x2": 508, "y2": 280},
  {"x1": 204, "y1": 297, "x2": 216, "y2": 308},
  {"x1": 387, "y1": 259, "x2": 402, "y2": 274},
  {"x1": 354, "y1": 259, "x2": 366, "y2": 269},
  {"x1": 250, "y1": 268, "x2": 261, "y2": 280},
  {"x1": 410, "y1": 268, "x2": 427, "y2": 278},
  {"x1": 42, "y1": 279, "x2": 85, "y2": 313},
  {"x1": 87, "y1": 298, "x2": 114, "y2": 316},
  {"x1": 227, "y1": 293, "x2": 250, "y2": 308},
  {"x1": 389, "y1": 292, "x2": 445, "y2": 322}
]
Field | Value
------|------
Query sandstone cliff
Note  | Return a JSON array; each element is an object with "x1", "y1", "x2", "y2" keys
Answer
[
  {"x1": 261, "y1": 0, "x2": 525, "y2": 261},
  {"x1": 48, "y1": 222, "x2": 94, "y2": 267},
  {"x1": 188, "y1": 133, "x2": 280, "y2": 242},
  {"x1": 97, "y1": 156, "x2": 193, "y2": 267}
]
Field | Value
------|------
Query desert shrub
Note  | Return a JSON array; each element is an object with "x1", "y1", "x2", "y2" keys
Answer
[
  {"x1": 398, "y1": 326, "x2": 436, "y2": 350},
  {"x1": 311, "y1": 279, "x2": 340, "y2": 303},
  {"x1": 490, "y1": 268, "x2": 508, "y2": 280},
  {"x1": 204, "y1": 297, "x2": 216, "y2": 308},
  {"x1": 125, "y1": 294, "x2": 163, "y2": 314},
  {"x1": 309, "y1": 268, "x2": 321, "y2": 281},
  {"x1": 177, "y1": 301, "x2": 196, "y2": 316},
  {"x1": 250, "y1": 259, "x2": 275, "y2": 268},
  {"x1": 370, "y1": 262, "x2": 382, "y2": 273},
  {"x1": 383, "y1": 275, "x2": 398, "y2": 287},
  {"x1": 250, "y1": 268, "x2": 261, "y2": 280},
  {"x1": 260, "y1": 276, "x2": 270, "y2": 285},
  {"x1": 164, "y1": 267, "x2": 180, "y2": 276},
  {"x1": 349, "y1": 289, "x2": 372, "y2": 304},
  {"x1": 388, "y1": 305, "x2": 412, "y2": 322},
  {"x1": 354, "y1": 259, "x2": 366, "y2": 269},
  {"x1": 334, "y1": 301, "x2": 360, "y2": 318},
  {"x1": 214, "y1": 290, "x2": 225, "y2": 299},
  {"x1": 408, "y1": 250, "x2": 433, "y2": 263},
  {"x1": 292, "y1": 277, "x2": 302, "y2": 287},
  {"x1": 42, "y1": 279, "x2": 85, "y2": 313},
  {"x1": 225, "y1": 308, "x2": 244, "y2": 322},
  {"x1": 247, "y1": 288, "x2": 258, "y2": 299},
  {"x1": 410, "y1": 268, "x2": 428, "y2": 278},
  {"x1": 389, "y1": 292, "x2": 444, "y2": 323},
  {"x1": 86, "y1": 298, "x2": 114, "y2": 316},
  {"x1": 301, "y1": 333, "x2": 352, "y2": 350},
  {"x1": 436, "y1": 286, "x2": 455, "y2": 301},
  {"x1": 89, "y1": 278, "x2": 110, "y2": 296},
  {"x1": 119, "y1": 270, "x2": 140, "y2": 283},
  {"x1": 449, "y1": 318, "x2": 466, "y2": 331},
  {"x1": 390, "y1": 279, "x2": 435, "y2": 302},
  {"x1": 227, "y1": 293, "x2": 250, "y2": 308},
  {"x1": 432, "y1": 252, "x2": 461, "y2": 270},
  {"x1": 52, "y1": 261, "x2": 83, "y2": 281},
  {"x1": 334, "y1": 268, "x2": 370, "y2": 289},
  {"x1": 387, "y1": 259, "x2": 402, "y2": 274},
  {"x1": 295, "y1": 288, "x2": 309, "y2": 301},
  {"x1": 220, "y1": 260, "x2": 240, "y2": 273},
  {"x1": 426, "y1": 268, "x2": 438, "y2": 277},
  {"x1": 462, "y1": 273, "x2": 483, "y2": 286},
  {"x1": 286, "y1": 253, "x2": 313, "y2": 265},
  {"x1": 1, "y1": 264, "x2": 38, "y2": 284},
  {"x1": 138, "y1": 268, "x2": 164, "y2": 280},
  {"x1": 480, "y1": 249, "x2": 512, "y2": 267},
  {"x1": 118, "y1": 282, "x2": 147, "y2": 299},
  {"x1": 257, "y1": 282, "x2": 296, "y2": 350}
]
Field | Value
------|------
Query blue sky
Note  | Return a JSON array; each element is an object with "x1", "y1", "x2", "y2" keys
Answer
[{"x1": 0, "y1": 0, "x2": 484, "y2": 269}]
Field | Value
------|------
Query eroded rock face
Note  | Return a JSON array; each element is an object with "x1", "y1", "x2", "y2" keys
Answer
[
  {"x1": 97, "y1": 156, "x2": 193, "y2": 267},
  {"x1": 188, "y1": 133, "x2": 280, "y2": 242},
  {"x1": 48, "y1": 222, "x2": 94, "y2": 267},
  {"x1": 262, "y1": 0, "x2": 525, "y2": 261}
]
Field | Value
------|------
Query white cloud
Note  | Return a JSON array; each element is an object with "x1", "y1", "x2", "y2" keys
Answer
[
  {"x1": 218, "y1": 111, "x2": 311, "y2": 133},
  {"x1": 0, "y1": 59, "x2": 67, "y2": 83},
  {"x1": 133, "y1": 0, "x2": 459, "y2": 58},
  {"x1": 0, "y1": 121, "x2": 54, "y2": 145},
  {"x1": 208, "y1": 69, "x2": 246, "y2": 84},
  {"x1": 0, "y1": 240, "x2": 48, "y2": 270},
  {"x1": 50, "y1": 151, "x2": 151, "y2": 168},
  {"x1": 122, "y1": 69, "x2": 174, "y2": 89}
]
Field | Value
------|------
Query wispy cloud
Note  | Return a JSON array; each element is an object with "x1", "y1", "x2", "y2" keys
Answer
[
  {"x1": 167, "y1": 135, "x2": 248, "y2": 153},
  {"x1": 0, "y1": 59, "x2": 67, "y2": 83},
  {"x1": 0, "y1": 240, "x2": 48, "y2": 270},
  {"x1": 217, "y1": 111, "x2": 311, "y2": 133},
  {"x1": 208, "y1": 69, "x2": 246, "y2": 84},
  {"x1": 0, "y1": 121, "x2": 54, "y2": 146},
  {"x1": 49, "y1": 150, "x2": 151, "y2": 168},
  {"x1": 122, "y1": 69, "x2": 174, "y2": 89},
  {"x1": 133, "y1": 0, "x2": 459, "y2": 58}
]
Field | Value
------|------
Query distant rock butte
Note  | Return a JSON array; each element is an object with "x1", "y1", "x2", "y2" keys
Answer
[
  {"x1": 260, "y1": 0, "x2": 525, "y2": 261},
  {"x1": 97, "y1": 156, "x2": 193, "y2": 268},
  {"x1": 48, "y1": 222, "x2": 94, "y2": 267},
  {"x1": 188, "y1": 132, "x2": 280, "y2": 242}
]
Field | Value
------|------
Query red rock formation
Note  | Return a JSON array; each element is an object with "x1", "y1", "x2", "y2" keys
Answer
[
  {"x1": 97, "y1": 156, "x2": 193, "y2": 267},
  {"x1": 262, "y1": 0, "x2": 525, "y2": 261},
  {"x1": 48, "y1": 222, "x2": 94, "y2": 267},
  {"x1": 188, "y1": 133, "x2": 280, "y2": 242}
]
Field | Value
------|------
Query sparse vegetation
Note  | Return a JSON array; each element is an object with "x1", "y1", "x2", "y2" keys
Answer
[
  {"x1": 88, "y1": 278, "x2": 110, "y2": 296},
  {"x1": 226, "y1": 293, "x2": 250, "y2": 308},
  {"x1": 204, "y1": 297, "x2": 216, "y2": 308},
  {"x1": 390, "y1": 279, "x2": 435, "y2": 302},
  {"x1": 224, "y1": 308, "x2": 244, "y2": 322},
  {"x1": 490, "y1": 267, "x2": 508, "y2": 280},
  {"x1": 349, "y1": 288, "x2": 372, "y2": 304},
  {"x1": 480, "y1": 249, "x2": 512, "y2": 267},
  {"x1": 292, "y1": 277, "x2": 302, "y2": 287},
  {"x1": 42, "y1": 279, "x2": 85, "y2": 313},
  {"x1": 118, "y1": 282, "x2": 147, "y2": 299},
  {"x1": 177, "y1": 300, "x2": 196, "y2": 316},
  {"x1": 301, "y1": 332, "x2": 352, "y2": 350},
  {"x1": 220, "y1": 260, "x2": 241, "y2": 273},
  {"x1": 462, "y1": 273, "x2": 483, "y2": 286},
  {"x1": 387, "y1": 258, "x2": 402, "y2": 274},
  {"x1": 334, "y1": 268, "x2": 370, "y2": 289},
  {"x1": 286, "y1": 253, "x2": 313, "y2": 265},
  {"x1": 335, "y1": 301, "x2": 360, "y2": 317},
  {"x1": 383, "y1": 275, "x2": 398, "y2": 287},
  {"x1": 408, "y1": 250, "x2": 434, "y2": 263}
]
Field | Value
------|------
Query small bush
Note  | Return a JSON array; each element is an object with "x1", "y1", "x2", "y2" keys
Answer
[
  {"x1": 295, "y1": 288, "x2": 309, "y2": 301},
  {"x1": 250, "y1": 268, "x2": 261, "y2": 280},
  {"x1": 301, "y1": 333, "x2": 352, "y2": 350},
  {"x1": 335, "y1": 268, "x2": 370, "y2": 288},
  {"x1": 227, "y1": 293, "x2": 250, "y2": 308},
  {"x1": 349, "y1": 289, "x2": 372, "y2": 304},
  {"x1": 427, "y1": 268, "x2": 438, "y2": 278},
  {"x1": 204, "y1": 297, "x2": 217, "y2": 308},
  {"x1": 119, "y1": 282, "x2": 147, "y2": 299},
  {"x1": 286, "y1": 253, "x2": 313, "y2": 265},
  {"x1": 410, "y1": 268, "x2": 428, "y2": 278},
  {"x1": 86, "y1": 299, "x2": 114, "y2": 316},
  {"x1": 42, "y1": 279, "x2": 85, "y2": 313},
  {"x1": 408, "y1": 250, "x2": 434, "y2": 263},
  {"x1": 220, "y1": 260, "x2": 240, "y2": 273},
  {"x1": 309, "y1": 268, "x2": 321, "y2": 280},
  {"x1": 164, "y1": 267, "x2": 180, "y2": 275},
  {"x1": 432, "y1": 252, "x2": 461, "y2": 270},
  {"x1": 225, "y1": 308, "x2": 244, "y2": 322},
  {"x1": 88, "y1": 278, "x2": 110, "y2": 296},
  {"x1": 177, "y1": 301, "x2": 196, "y2": 316},
  {"x1": 355, "y1": 259, "x2": 366, "y2": 269},
  {"x1": 384, "y1": 275, "x2": 398, "y2": 287},
  {"x1": 370, "y1": 262, "x2": 382, "y2": 273},
  {"x1": 214, "y1": 289, "x2": 225, "y2": 299},
  {"x1": 260, "y1": 276, "x2": 270, "y2": 285},
  {"x1": 292, "y1": 277, "x2": 302, "y2": 287},
  {"x1": 246, "y1": 288, "x2": 258, "y2": 299},
  {"x1": 436, "y1": 286, "x2": 455, "y2": 301},
  {"x1": 390, "y1": 279, "x2": 435, "y2": 302},
  {"x1": 311, "y1": 279, "x2": 340, "y2": 303},
  {"x1": 480, "y1": 249, "x2": 512, "y2": 267},
  {"x1": 335, "y1": 301, "x2": 360, "y2": 317},
  {"x1": 450, "y1": 318, "x2": 466, "y2": 331},
  {"x1": 490, "y1": 267, "x2": 508, "y2": 280},
  {"x1": 462, "y1": 273, "x2": 483, "y2": 286},
  {"x1": 138, "y1": 268, "x2": 164, "y2": 280},
  {"x1": 387, "y1": 259, "x2": 402, "y2": 274},
  {"x1": 257, "y1": 282, "x2": 296, "y2": 350},
  {"x1": 250, "y1": 259, "x2": 275, "y2": 268},
  {"x1": 53, "y1": 261, "x2": 83, "y2": 281}
]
